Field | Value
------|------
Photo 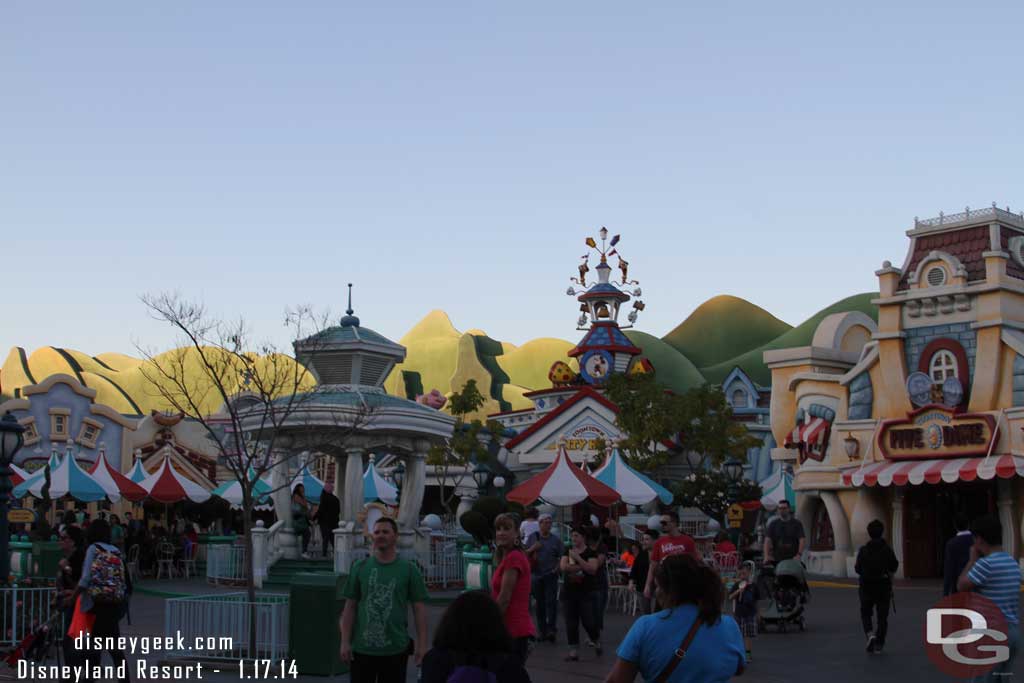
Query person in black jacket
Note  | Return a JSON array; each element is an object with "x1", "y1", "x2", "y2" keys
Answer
[
  {"x1": 854, "y1": 519, "x2": 899, "y2": 654},
  {"x1": 942, "y1": 512, "x2": 973, "y2": 596},
  {"x1": 313, "y1": 484, "x2": 341, "y2": 558},
  {"x1": 629, "y1": 530, "x2": 658, "y2": 614}
]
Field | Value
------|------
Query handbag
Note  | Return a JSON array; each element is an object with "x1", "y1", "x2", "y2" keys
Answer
[
  {"x1": 654, "y1": 618, "x2": 702, "y2": 683},
  {"x1": 67, "y1": 595, "x2": 96, "y2": 639}
]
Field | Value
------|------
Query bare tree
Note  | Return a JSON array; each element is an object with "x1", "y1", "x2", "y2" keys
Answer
[{"x1": 136, "y1": 292, "x2": 375, "y2": 653}]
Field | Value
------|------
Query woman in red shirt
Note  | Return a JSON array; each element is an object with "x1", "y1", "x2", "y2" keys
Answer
[{"x1": 491, "y1": 513, "x2": 536, "y2": 666}]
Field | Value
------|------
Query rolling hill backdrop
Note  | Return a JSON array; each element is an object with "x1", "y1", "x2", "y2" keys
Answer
[{"x1": 1, "y1": 294, "x2": 878, "y2": 418}]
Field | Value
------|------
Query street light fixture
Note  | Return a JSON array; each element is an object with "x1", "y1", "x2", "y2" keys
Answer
[
  {"x1": 392, "y1": 462, "x2": 406, "y2": 490},
  {"x1": 722, "y1": 457, "x2": 744, "y2": 484},
  {"x1": 0, "y1": 411, "x2": 27, "y2": 586},
  {"x1": 684, "y1": 451, "x2": 705, "y2": 475},
  {"x1": 472, "y1": 462, "x2": 491, "y2": 494}
]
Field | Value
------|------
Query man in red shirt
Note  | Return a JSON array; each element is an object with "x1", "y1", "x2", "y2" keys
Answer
[{"x1": 643, "y1": 510, "x2": 699, "y2": 600}]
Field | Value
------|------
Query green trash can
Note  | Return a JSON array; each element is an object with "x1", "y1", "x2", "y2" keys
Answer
[
  {"x1": 9, "y1": 538, "x2": 32, "y2": 579},
  {"x1": 31, "y1": 539, "x2": 62, "y2": 580},
  {"x1": 463, "y1": 545, "x2": 493, "y2": 592},
  {"x1": 288, "y1": 573, "x2": 348, "y2": 676}
]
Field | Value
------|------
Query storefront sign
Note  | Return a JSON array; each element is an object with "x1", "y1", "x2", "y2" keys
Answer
[
  {"x1": 877, "y1": 405, "x2": 997, "y2": 460},
  {"x1": 727, "y1": 503, "x2": 744, "y2": 528},
  {"x1": 7, "y1": 508, "x2": 36, "y2": 524},
  {"x1": 544, "y1": 424, "x2": 610, "y2": 452}
]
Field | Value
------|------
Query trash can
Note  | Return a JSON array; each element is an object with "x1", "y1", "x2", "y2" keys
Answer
[
  {"x1": 289, "y1": 573, "x2": 348, "y2": 676},
  {"x1": 9, "y1": 537, "x2": 32, "y2": 579},
  {"x1": 462, "y1": 545, "x2": 493, "y2": 592},
  {"x1": 31, "y1": 538, "x2": 62, "y2": 580}
]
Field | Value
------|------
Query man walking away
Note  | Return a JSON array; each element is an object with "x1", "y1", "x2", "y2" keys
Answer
[
  {"x1": 958, "y1": 514, "x2": 1022, "y2": 681},
  {"x1": 763, "y1": 500, "x2": 805, "y2": 563},
  {"x1": 520, "y1": 507, "x2": 540, "y2": 545},
  {"x1": 943, "y1": 512, "x2": 973, "y2": 596},
  {"x1": 340, "y1": 517, "x2": 429, "y2": 682},
  {"x1": 526, "y1": 512, "x2": 564, "y2": 643},
  {"x1": 314, "y1": 484, "x2": 341, "y2": 558},
  {"x1": 854, "y1": 519, "x2": 898, "y2": 654}
]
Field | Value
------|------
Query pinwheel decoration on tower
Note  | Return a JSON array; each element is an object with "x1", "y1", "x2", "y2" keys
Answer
[{"x1": 564, "y1": 227, "x2": 645, "y2": 330}]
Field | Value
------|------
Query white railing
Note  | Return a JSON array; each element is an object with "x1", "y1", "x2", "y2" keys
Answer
[
  {"x1": 207, "y1": 542, "x2": 248, "y2": 586},
  {"x1": 335, "y1": 546, "x2": 465, "y2": 589},
  {"x1": 266, "y1": 520, "x2": 285, "y2": 567},
  {"x1": 619, "y1": 521, "x2": 642, "y2": 541},
  {"x1": 0, "y1": 587, "x2": 60, "y2": 649},
  {"x1": 164, "y1": 593, "x2": 289, "y2": 661},
  {"x1": 915, "y1": 204, "x2": 1024, "y2": 229}
]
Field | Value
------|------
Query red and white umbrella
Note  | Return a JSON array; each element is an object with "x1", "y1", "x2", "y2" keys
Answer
[
  {"x1": 506, "y1": 444, "x2": 620, "y2": 507},
  {"x1": 139, "y1": 456, "x2": 211, "y2": 504},
  {"x1": 89, "y1": 450, "x2": 148, "y2": 503},
  {"x1": 10, "y1": 463, "x2": 29, "y2": 488}
]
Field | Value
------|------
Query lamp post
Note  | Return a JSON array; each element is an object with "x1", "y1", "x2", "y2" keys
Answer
[
  {"x1": 684, "y1": 451, "x2": 705, "y2": 475},
  {"x1": 722, "y1": 457, "x2": 744, "y2": 501},
  {"x1": 0, "y1": 411, "x2": 27, "y2": 586}
]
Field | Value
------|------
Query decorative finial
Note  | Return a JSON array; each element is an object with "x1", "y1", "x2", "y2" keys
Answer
[{"x1": 340, "y1": 283, "x2": 361, "y2": 327}]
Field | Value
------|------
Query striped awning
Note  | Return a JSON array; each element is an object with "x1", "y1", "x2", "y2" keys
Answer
[{"x1": 842, "y1": 455, "x2": 1024, "y2": 487}]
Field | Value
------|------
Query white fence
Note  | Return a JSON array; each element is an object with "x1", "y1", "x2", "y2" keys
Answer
[
  {"x1": 0, "y1": 587, "x2": 60, "y2": 649},
  {"x1": 335, "y1": 543, "x2": 465, "y2": 589},
  {"x1": 164, "y1": 593, "x2": 289, "y2": 661},
  {"x1": 207, "y1": 543, "x2": 248, "y2": 586}
]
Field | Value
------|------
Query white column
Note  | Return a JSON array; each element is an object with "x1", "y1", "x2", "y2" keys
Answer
[
  {"x1": 270, "y1": 450, "x2": 299, "y2": 559},
  {"x1": 820, "y1": 491, "x2": 851, "y2": 578},
  {"x1": 998, "y1": 479, "x2": 1017, "y2": 558},
  {"x1": 397, "y1": 454, "x2": 427, "y2": 531},
  {"x1": 342, "y1": 447, "x2": 364, "y2": 525},
  {"x1": 891, "y1": 487, "x2": 905, "y2": 579},
  {"x1": 250, "y1": 521, "x2": 268, "y2": 589}
]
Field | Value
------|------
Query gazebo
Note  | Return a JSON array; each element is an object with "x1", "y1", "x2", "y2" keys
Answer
[{"x1": 235, "y1": 290, "x2": 455, "y2": 567}]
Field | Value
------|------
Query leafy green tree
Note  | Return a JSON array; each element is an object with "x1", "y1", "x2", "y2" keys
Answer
[
  {"x1": 672, "y1": 471, "x2": 762, "y2": 523},
  {"x1": 426, "y1": 379, "x2": 504, "y2": 517}
]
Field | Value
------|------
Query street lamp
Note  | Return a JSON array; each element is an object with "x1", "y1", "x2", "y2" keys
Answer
[
  {"x1": 684, "y1": 451, "x2": 705, "y2": 475},
  {"x1": 0, "y1": 411, "x2": 27, "y2": 586},
  {"x1": 392, "y1": 462, "x2": 406, "y2": 490},
  {"x1": 722, "y1": 457, "x2": 744, "y2": 503},
  {"x1": 472, "y1": 462, "x2": 491, "y2": 494}
]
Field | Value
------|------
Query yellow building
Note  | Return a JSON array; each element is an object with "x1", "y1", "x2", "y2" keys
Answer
[{"x1": 766, "y1": 205, "x2": 1024, "y2": 578}]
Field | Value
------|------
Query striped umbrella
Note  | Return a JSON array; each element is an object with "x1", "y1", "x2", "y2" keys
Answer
[
  {"x1": 13, "y1": 450, "x2": 64, "y2": 499},
  {"x1": 127, "y1": 459, "x2": 149, "y2": 484},
  {"x1": 759, "y1": 467, "x2": 795, "y2": 511},
  {"x1": 140, "y1": 456, "x2": 211, "y2": 504},
  {"x1": 36, "y1": 451, "x2": 107, "y2": 502},
  {"x1": 10, "y1": 463, "x2": 30, "y2": 489},
  {"x1": 363, "y1": 457, "x2": 398, "y2": 505},
  {"x1": 290, "y1": 463, "x2": 324, "y2": 504},
  {"x1": 592, "y1": 449, "x2": 674, "y2": 506},
  {"x1": 88, "y1": 450, "x2": 148, "y2": 503},
  {"x1": 506, "y1": 444, "x2": 620, "y2": 507},
  {"x1": 212, "y1": 467, "x2": 274, "y2": 509}
]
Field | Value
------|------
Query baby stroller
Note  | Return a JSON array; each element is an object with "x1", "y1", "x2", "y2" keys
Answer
[
  {"x1": 758, "y1": 558, "x2": 809, "y2": 633},
  {"x1": 2, "y1": 608, "x2": 65, "y2": 671}
]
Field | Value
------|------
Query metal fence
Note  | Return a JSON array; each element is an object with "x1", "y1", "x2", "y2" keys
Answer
[
  {"x1": 164, "y1": 593, "x2": 289, "y2": 662},
  {"x1": 0, "y1": 586, "x2": 59, "y2": 649},
  {"x1": 336, "y1": 543, "x2": 465, "y2": 589},
  {"x1": 207, "y1": 543, "x2": 248, "y2": 586}
]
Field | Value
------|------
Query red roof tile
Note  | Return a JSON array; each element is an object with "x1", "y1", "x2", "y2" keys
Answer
[{"x1": 898, "y1": 226, "x2": 990, "y2": 290}]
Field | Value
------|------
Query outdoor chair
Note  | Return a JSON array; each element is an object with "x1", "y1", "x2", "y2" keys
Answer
[
  {"x1": 156, "y1": 542, "x2": 177, "y2": 579},
  {"x1": 125, "y1": 544, "x2": 141, "y2": 584},
  {"x1": 606, "y1": 561, "x2": 631, "y2": 612},
  {"x1": 179, "y1": 540, "x2": 198, "y2": 579}
]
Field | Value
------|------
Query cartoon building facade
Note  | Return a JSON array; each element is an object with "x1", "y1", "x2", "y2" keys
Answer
[{"x1": 767, "y1": 206, "x2": 1024, "y2": 577}]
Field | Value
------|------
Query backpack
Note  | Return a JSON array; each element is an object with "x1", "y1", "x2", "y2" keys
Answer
[
  {"x1": 858, "y1": 540, "x2": 895, "y2": 582},
  {"x1": 86, "y1": 545, "x2": 127, "y2": 606},
  {"x1": 447, "y1": 665, "x2": 497, "y2": 683}
]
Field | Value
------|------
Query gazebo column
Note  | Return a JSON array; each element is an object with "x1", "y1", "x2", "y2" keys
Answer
[
  {"x1": 342, "y1": 447, "x2": 365, "y2": 525},
  {"x1": 397, "y1": 442, "x2": 429, "y2": 549},
  {"x1": 271, "y1": 449, "x2": 299, "y2": 560}
]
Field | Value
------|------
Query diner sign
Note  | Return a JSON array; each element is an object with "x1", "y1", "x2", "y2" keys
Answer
[{"x1": 877, "y1": 405, "x2": 997, "y2": 460}]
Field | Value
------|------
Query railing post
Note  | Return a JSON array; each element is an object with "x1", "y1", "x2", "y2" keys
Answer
[{"x1": 251, "y1": 521, "x2": 268, "y2": 589}]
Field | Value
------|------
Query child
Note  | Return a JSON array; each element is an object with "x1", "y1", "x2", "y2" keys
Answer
[{"x1": 728, "y1": 562, "x2": 758, "y2": 662}]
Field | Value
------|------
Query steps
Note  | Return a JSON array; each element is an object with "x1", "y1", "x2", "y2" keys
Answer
[{"x1": 264, "y1": 557, "x2": 337, "y2": 588}]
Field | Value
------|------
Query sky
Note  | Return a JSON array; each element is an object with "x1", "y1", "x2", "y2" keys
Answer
[{"x1": 3, "y1": 2, "x2": 1023, "y2": 357}]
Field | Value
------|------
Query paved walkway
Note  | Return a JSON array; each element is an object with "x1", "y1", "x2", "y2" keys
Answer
[{"x1": 6, "y1": 578, "x2": 1022, "y2": 682}]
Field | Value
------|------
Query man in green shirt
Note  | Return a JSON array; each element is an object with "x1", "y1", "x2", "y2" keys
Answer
[{"x1": 340, "y1": 516, "x2": 428, "y2": 682}]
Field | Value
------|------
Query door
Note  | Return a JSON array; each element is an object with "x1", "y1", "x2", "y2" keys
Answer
[{"x1": 903, "y1": 486, "x2": 938, "y2": 578}]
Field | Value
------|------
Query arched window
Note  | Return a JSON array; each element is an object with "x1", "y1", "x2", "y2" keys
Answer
[
  {"x1": 731, "y1": 388, "x2": 747, "y2": 408},
  {"x1": 929, "y1": 349, "x2": 958, "y2": 383}
]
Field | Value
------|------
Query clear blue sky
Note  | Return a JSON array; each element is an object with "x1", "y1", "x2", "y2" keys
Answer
[{"x1": 3, "y1": 2, "x2": 1023, "y2": 357}]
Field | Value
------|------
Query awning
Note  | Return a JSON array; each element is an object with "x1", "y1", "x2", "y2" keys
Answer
[
  {"x1": 842, "y1": 455, "x2": 1024, "y2": 487},
  {"x1": 786, "y1": 417, "x2": 829, "y2": 450}
]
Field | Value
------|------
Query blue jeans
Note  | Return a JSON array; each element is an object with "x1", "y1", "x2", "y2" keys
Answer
[
  {"x1": 972, "y1": 622, "x2": 1019, "y2": 682},
  {"x1": 532, "y1": 573, "x2": 559, "y2": 637}
]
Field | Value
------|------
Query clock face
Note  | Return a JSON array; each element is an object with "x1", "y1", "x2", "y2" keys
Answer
[{"x1": 580, "y1": 350, "x2": 613, "y2": 384}]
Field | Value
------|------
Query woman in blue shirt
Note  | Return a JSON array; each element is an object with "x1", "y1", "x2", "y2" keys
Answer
[{"x1": 606, "y1": 554, "x2": 745, "y2": 682}]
